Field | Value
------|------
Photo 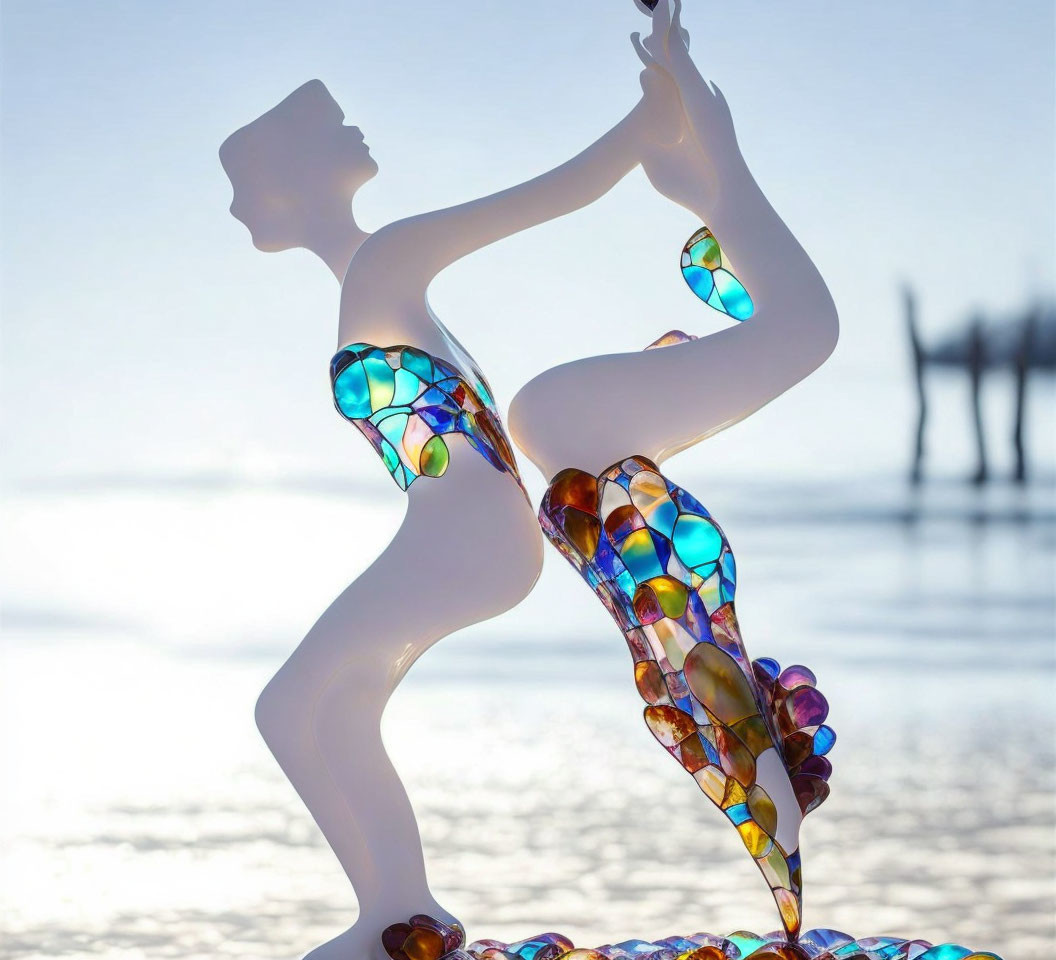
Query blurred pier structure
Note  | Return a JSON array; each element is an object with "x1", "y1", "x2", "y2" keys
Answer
[{"x1": 905, "y1": 289, "x2": 1056, "y2": 484}]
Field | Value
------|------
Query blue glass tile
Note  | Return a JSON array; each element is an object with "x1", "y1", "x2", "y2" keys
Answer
[
  {"x1": 814, "y1": 725, "x2": 837, "y2": 756},
  {"x1": 399, "y1": 347, "x2": 433, "y2": 382},
  {"x1": 391, "y1": 367, "x2": 423, "y2": 405},
  {"x1": 714, "y1": 267, "x2": 754, "y2": 320},
  {"x1": 333, "y1": 361, "x2": 371, "y2": 419},
  {"x1": 682, "y1": 264, "x2": 714, "y2": 301},
  {"x1": 725, "y1": 803, "x2": 751, "y2": 825}
]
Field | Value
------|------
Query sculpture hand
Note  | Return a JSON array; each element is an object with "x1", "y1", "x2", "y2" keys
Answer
[
  {"x1": 628, "y1": 42, "x2": 685, "y2": 149},
  {"x1": 648, "y1": 0, "x2": 743, "y2": 170},
  {"x1": 639, "y1": 137, "x2": 715, "y2": 214},
  {"x1": 630, "y1": 31, "x2": 713, "y2": 213},
  {"x1": 631, "y1": 0, "x2": 748, "y2": 215},
  {"x1": 641, "y1": 0, "x2": 691, "y2": 64}
]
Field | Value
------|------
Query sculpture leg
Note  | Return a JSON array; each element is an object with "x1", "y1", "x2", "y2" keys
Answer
[
  {"x1": 539, "y1": 458, "x2": 834, "y2": 942},
  {"x1": 508, "y1": 335, "x2": 835, "y2": 940},
  {"x1": 255, "y1": 445, "x2": 543, "y2": 959}
]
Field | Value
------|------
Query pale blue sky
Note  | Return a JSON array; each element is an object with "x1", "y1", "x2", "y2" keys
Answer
[{"x1": 2, "y1": 0, "x2": 1053, "y2": 489}]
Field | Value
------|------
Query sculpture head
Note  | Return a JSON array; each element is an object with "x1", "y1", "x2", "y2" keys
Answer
[{"x1": 220, "y1": 80, "x2": 378, "y2": 252}]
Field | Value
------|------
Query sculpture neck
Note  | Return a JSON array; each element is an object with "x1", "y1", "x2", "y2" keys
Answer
[{"x1": 303, "y1": 208, "x2": 370, "y2": 282}]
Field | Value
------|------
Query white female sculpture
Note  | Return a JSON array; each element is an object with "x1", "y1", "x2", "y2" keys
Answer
[{"x1": 220, "y1": 62, "x2": 682, "y2": 960}]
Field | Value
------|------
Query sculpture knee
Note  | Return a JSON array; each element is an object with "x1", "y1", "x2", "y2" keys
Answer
[
  {"x1": 255, "y1": 660, "x2": 308, "y2": 751},
  {"x1": 309, "y1": 656, "x2": 389, "y2": 754},
  {"x1": 255, "y1": 651, "x2": 388, "y2": 776},
  {"x1": 509, "y1": 369, "x2": 619, "y2": 481}
]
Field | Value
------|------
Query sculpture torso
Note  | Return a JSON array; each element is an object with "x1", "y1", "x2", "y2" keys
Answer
[
  {"x1": 338, "y1": 222, "x2": 475, "y2": 374},
  {"x1": 333, "y1": 221, "x2": 526, "y2": 494}
]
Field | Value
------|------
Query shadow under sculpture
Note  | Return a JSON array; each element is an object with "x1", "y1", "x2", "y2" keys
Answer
[{"x1": 383, "y1": 5, "x2": 1005, "y2": 960}]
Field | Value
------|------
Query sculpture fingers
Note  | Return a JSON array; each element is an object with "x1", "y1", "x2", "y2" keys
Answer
[
  {"x1": 630, "y1": 31, "x2": 655, "y2": 70},
  {"x1": 643, "y1": 0, "x2": 672, "y2": 60},
  {"x1": 670, "y1": 0, "x2": 691, "y2": 51}
]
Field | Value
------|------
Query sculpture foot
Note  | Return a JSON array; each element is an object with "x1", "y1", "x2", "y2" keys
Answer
[
  {"x1": 303, "y1": 924, "x2": 390, "y2": 960},
  {"x1": 381, "y1": 912, "x2": 466, "y2": 960}
]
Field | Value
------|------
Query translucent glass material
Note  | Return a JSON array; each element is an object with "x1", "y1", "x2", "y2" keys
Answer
[
  {"x1": 330, "y1": 343, "x2": 522, "y2": 491},
  {"x1": 539, "y1": 457, "x2": 842, "y2": 939},
  {"x1": 381, "y1": 919, "x2": 1003, "y2": 960},
  {"x1": 681, "y1": 226, "x2": 754, "y2": 320}
]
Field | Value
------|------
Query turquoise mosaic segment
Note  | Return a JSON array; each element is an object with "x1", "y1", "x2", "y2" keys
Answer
[
  {"x1": 330, "y1": 343, "x2": 522, "y2": 492},
  {"x1": 681, "y1": 225, "x2": 754, "y2": 320}
]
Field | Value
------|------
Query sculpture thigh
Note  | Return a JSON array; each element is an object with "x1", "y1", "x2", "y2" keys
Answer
[
  {"x1": 255, "y1": 440, "x2": 542, "y2": 929},
  {"x1": 509, "y1": 325, "x2": 811, "y2": 482}
]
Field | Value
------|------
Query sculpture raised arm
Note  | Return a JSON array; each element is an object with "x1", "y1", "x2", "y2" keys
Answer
[{"x1": 388, "y1": 67, "x2": 682, "y2": 281}]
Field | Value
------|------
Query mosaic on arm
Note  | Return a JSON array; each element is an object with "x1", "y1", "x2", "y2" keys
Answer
[
  {"x1": 381, "y1": 916, "x2": 1001, "y2": 960},
  {"x1": 538, "y1": 457, "x2": 835, "y2": 941},
  {"x1": 330, "y1": 343, "x2": 523, "y2": 492},
  {"x1": 681, "y1": 227, "x2": 753, "y2": 320}
]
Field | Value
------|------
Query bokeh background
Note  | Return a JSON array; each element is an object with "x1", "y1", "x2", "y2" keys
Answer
[{"x1": 2, "y1": 1, "x2": 1053, "y2": 958}]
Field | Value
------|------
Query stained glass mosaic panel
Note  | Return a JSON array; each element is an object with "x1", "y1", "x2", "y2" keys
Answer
[
  {"x1": 681, "y1": 227, "x2": 753, "y2": 320},
  {"x1": 330, "y1": 343, "x2": 522, "y2": 491},
  {"x1": 539, "y1": 456, "x2": 831, "y2": 940}
]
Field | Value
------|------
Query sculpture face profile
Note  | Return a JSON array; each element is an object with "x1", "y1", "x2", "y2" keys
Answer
[{"x1": 220, "y1": 79, "x2": 377, "y2": 252}]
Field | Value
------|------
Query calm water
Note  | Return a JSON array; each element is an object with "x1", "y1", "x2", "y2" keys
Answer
[{"x1": 2, "y1": 477, "x2": 1054, "y2": 959}]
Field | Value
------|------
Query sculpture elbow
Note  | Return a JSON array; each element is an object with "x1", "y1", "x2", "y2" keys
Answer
[
  {"x1": 817, "y1": 305, "x2": 840, "y2": 367},
  {"x1": 797, "y1": 291, "x2": 839, "y2": 378},
  {"x1": 771, "y1": 300, "x2": 839, "y2": 395}
]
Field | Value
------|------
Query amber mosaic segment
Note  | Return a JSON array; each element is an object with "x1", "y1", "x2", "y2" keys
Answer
[
  {"x1": 539, "y1": 457, "x2": 838, "y2": 941},
  {"x1": 382, "y1": 915, "x2": 466, "y2": 960},
  {"x1": 330, "y1": 343, "x2": 523, "y2": 492},
  {"x1": 645, "y1": 329, "x2": 699, "y2": 350}
]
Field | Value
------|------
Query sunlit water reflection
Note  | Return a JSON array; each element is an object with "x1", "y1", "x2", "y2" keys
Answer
[{"x1": 2, "y1": 478, "x2": 1053, "y2": 959}]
